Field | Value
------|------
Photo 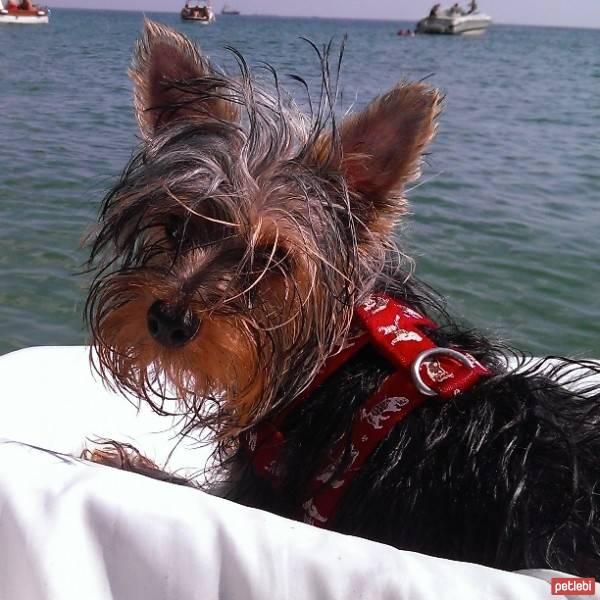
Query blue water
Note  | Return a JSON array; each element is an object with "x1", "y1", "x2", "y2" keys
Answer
[{"x1": 1, "y1": 9, "x2": 599, "y2": 357}]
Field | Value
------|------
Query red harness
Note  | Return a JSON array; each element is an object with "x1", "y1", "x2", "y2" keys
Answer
[{"x1": 242, "y1": 294, "x2": 490, "y2": 527}]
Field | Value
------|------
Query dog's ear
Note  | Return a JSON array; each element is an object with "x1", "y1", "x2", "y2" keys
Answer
[
  {"x1": 312, "y1": 83, "x2": 441, "y2": 240},
  {"x1": 130, "y1": 19, "x2": 238, "y2": 138}
]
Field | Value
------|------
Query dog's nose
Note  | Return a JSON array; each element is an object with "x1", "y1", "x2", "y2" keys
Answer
[{"x1": 146, "y1": 300, "x2": 200, "y2": 348}]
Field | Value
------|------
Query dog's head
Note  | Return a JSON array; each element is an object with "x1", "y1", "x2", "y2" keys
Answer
[{"x1": 86, "y1": 20, "x2": 440, "y2": 435}]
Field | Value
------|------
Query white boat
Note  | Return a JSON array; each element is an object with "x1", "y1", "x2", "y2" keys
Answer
[
  {"x1": 0, "y1": 0, "x2": 49, "y2": 23},
  {"x1": 416, "y1": 10, "x2": 491, "y2": 35},
  {"x1": 181, "y1": 1, "x2": 215, "y2": 23}
]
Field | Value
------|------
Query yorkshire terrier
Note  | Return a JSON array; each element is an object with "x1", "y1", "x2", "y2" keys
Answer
[{"x1": 86, "y1": 20, "x2": 600, "y2": 577}]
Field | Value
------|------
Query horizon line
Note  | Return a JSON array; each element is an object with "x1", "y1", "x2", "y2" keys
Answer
[{"x1": 48, "y1": 6, "x2": 600, "y2": 31}]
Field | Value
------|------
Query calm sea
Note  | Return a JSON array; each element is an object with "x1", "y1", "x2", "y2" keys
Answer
[{"x1": 0, "y1": 9, "x2": 598, "y2": 357}]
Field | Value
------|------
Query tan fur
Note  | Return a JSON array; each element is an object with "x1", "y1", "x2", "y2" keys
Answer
[{"x1": 92, "y1": 276, "x2": 268, "y2": 437}]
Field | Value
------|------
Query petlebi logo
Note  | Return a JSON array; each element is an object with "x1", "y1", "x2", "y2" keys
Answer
[{"x1": 550, "y1": 577, "x2": 596, "y2": 596}]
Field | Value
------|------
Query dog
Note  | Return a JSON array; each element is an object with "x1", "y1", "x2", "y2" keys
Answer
[{"x1": 86, "y1": 20, "x2": 600, "y2": 577}]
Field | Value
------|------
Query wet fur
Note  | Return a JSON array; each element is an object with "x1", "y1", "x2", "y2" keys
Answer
[
  {"x1": 225, "y1": 278, "x2": 600, "y2": 576},
  {"x1": 86, "y1": 20, "x2": 600, "y2": 578}
]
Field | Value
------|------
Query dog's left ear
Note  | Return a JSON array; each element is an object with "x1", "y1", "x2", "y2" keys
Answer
[
  {"x1": 312, "y1": 83, "x2": 441, "y2": 239},
  {"x1": 130, "y1": 19, "x2": 238, "y2": 138}
]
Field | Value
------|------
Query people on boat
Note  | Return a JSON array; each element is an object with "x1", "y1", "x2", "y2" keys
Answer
[
  {"x1": 7, "y1": 0, "x2": 34, "y2": 10},
  {"x1": 468, "y1": 0, "x2": 478, "y2": 13},
  {"x1": 449, "y1": 3, "x2": 464, "y2": 15},
  {"x1": 429, "y1": 3, "x2": 441, "y2": 17}
]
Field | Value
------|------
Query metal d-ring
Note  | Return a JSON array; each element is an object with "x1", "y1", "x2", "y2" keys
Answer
[{"x1": 411, "y1": 347, "x2": 474, "y2": 397}]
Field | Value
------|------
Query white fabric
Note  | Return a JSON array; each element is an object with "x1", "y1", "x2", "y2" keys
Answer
[
  {"x1": 0, "y1": 346, "x2": 598, "y2": 600},
  {"x1": 0, "y1": 441, "x2": 588, "y2": 600},
  {"x1": 0, "y1": 346, "x2": 209, "y2": 473}
]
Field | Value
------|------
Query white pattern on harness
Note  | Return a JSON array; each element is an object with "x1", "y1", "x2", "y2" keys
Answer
[
  {"x1": 378, "y1": 314, "x2": 423, "y2": 345},
  {"x1": 424, "y1": 359, "x2": 454, "y2": 383},
  {"x1": 361, "y1": 396, "x2": 409, "y2": 429},
  {"x1": 402, "y1": 306, "x2": 423, "y2": 319},
  {"x1": 361, "y1": 296, "x2": 389, "y2": 314},
  {"x1": 315, "y1": 445, "x2": 360, "y2": 487}
]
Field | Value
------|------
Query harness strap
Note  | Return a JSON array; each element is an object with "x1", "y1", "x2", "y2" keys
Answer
[{"x1": 242, "y1": 293, "x2": 491, "y2": 527}]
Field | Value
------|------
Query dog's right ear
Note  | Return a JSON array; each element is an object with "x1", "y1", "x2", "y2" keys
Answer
[
  {"x1": 130, "y1": 19, "x2": 238, "y2": 138},
  {"x1": 307, "y1": 83, "x2": 441, "y2": 245}
]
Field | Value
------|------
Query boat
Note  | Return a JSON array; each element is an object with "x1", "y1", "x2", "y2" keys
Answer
[
  {"x1": 221, "y1": 4, "x2": 240, "y2": 15},
  {"x1": 0, "y1": 0, "x2": 49, "y2": 23},
  {"x1": 181, "y1": 2, "x2": 215, "y2": 23},
  {"x1": 416, "y1": 4, "x2": 491, "y2": 35}
]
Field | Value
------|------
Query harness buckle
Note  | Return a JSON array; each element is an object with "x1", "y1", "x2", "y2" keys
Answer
[{"x1": 411, "y1": 347, "x2": 476, "y2": 397}]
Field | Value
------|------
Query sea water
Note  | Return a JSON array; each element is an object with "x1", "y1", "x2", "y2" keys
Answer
[{"x1": 0, "y1": 9, "x2": 598, "y2": 356}]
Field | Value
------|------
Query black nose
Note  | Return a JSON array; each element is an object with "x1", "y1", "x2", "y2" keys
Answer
[{"x1": 147, "y1": 300, "x2": 200, "y2": 348}]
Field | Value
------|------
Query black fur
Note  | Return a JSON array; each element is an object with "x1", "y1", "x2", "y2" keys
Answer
[{"x1": 224, "y1": 278, "x2": 600, "y2": 578}]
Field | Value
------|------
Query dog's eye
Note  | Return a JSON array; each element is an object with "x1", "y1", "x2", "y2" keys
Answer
[{"x1": 165, "y1": 216, "x2": 185, "y2": 243}]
